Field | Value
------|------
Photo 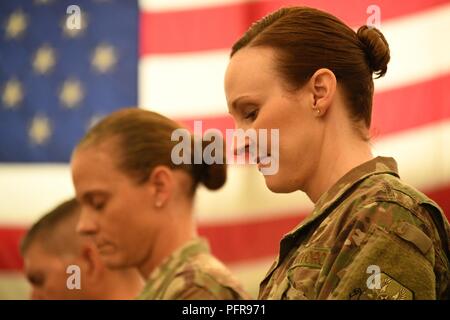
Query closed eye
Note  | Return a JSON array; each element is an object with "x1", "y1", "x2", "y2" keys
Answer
[
  {"x1": 92, "y1": 201, "x2": 105, "y2": 210},
  {"x1": 90, "y1": 197, "x2": 106, "y2": 210},
  {"x1": 244, "y1": 109, "x2": 259, "y2": 121},
  {"x1": 83, "y1": 192, "x2": 108, "y2": 211}
]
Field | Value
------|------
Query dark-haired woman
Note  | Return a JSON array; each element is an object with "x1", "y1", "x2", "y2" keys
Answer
[
  {"x1": 71, "y1": 108, "x2": 250, "y2": 300},
  {"x1": 225, "y1": 7, "x2": 449, "y2": 300}
]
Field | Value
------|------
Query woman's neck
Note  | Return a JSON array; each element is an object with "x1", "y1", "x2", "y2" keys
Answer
[
  {"x1": 304, "y1": 128, "x2": 373, "y2": 204},
  {"x1": 137, "y1": 205, "x2": 197, "y2": 279}
]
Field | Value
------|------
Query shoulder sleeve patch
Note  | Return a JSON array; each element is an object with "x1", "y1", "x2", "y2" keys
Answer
[{"x1": 358, "y1": 272, "x2": 414, "y2": 300}]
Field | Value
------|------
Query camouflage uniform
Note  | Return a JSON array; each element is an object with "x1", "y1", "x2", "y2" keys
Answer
[
  {"x1": 137, "y1": 237, "x2": 251, "y2": 300},
  {"x1": 259, "y1": 157, "x2": 450, "y2": 300}
]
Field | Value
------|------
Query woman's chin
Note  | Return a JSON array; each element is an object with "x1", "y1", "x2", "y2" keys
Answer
[{"x1": 263, "y1": 174, "x2": 296, "y2": 193}]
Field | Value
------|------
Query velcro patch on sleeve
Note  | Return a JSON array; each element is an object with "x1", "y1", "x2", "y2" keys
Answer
[{"x1": 392, "y1": 221, "x2": 433, "y2": 255}]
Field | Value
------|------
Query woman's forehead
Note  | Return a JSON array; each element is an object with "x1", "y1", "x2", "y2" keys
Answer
[
  {"x1": 225, "y1": 48, "x2": 279, "y2": 95},
  {"x1": 228, "y1": 47, "x2": 277, "y2": 74},
  {"x1": 71, "y1": 146, "x2": 122, "y2": 187}
]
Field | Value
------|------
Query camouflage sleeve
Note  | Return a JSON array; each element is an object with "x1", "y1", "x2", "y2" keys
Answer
[
  {"x1": 163, "y1": 270, "x2": 246, "y2": 300},
  {"x1": 322, "y1": 201, "x2": 438, "y2": 300},
  {"x1": 172, "y1": 284, "x2": 236, "y2": 300}
]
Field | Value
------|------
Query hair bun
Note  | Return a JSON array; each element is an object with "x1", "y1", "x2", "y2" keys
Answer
[
  {"x1": 200, "y1": 162, "x2": 227, "y2": 190},
  {"x1": 357, "y1": 25, "x2": 390, "y2": 78},
  {"x1": 192, "y1": 136, "x2": 227, "y2": 191}
]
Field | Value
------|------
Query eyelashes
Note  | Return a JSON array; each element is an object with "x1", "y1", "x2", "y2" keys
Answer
[
  {"x1": 88, "y1": 195, "x2": 107, "y2": 211},
  {"x1": 244, "y1": 108, "x2": 259, "y2": 121},
  {"x1": 92, "y1": 202, "x2": 105, "y2": 210}
]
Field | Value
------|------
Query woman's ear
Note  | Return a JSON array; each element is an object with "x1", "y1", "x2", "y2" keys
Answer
[
  {"x1": 308, "y1": 68, "x2": 337, "y2": 117},
  {"x1": 146, "y1": 166, "x2": 173, "y2": 209}
]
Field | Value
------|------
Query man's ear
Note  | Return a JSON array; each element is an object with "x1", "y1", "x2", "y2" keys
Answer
[
  {"x1": 306, "y1": 68, "x2": 337, "y2": 117},
  {"x1": 79, "y1": 242, "x2": 104, "y2": 282},
  {"x1": 146, "y1": 165, "x2": 173, "y2": 209}
]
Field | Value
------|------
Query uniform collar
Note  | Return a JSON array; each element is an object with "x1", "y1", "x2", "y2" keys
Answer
[
  {"x1": 262, "y1": 157, "x2": 399, "y2": 282},
  {"x1": 285, "y1": 156, "x2": 399, "y2": 239}
]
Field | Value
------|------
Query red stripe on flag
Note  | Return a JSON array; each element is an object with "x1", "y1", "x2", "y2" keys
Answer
[
  {"x1": 140, "y1": 0, "x2": 449, "y2": 54},
  {"x1": 372, "y1": 73, "x2": 450, "y2": 137},
  {"x1": 0, "y1": 228, "x2": 26, "y2": 271},
  {"x1": 1, "y1": 183, "x2": 449, "y2": 270},
  {"x1": 176, "y1": 73, "x2": 450, "y2": 138}
]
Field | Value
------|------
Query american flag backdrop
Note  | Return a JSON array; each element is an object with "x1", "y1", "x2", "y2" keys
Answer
[{"x1": 0, "y1": 0, "x2": 450, "y2": 299}]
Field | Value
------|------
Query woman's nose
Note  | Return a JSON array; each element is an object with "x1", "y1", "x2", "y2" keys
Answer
[{"x1": 76, "y1": 209, "x2": 98, "y2": 236}]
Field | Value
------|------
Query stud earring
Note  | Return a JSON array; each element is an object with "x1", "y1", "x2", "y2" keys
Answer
[{"x1": 312, "y1": 106, "x2": 321, "y2": 115}]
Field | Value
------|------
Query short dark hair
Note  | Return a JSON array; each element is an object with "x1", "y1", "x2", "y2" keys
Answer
[{"x1": 20, "y1": 198, "x2": 80, "y2": 256}]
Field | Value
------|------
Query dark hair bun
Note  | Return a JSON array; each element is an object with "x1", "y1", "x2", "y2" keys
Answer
[
  {"x1": 192, "y1": 137, "x2": 227, "y2": 191},
  {"x1": 201, "y1": 162, "x2": 227, "y2": 190},
  {"x1": 357, "y1": 25, "x2": 390, "y2": 78}
]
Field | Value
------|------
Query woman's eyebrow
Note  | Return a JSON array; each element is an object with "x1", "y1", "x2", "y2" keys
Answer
[
  {"x1": 230, "y1": 95, "x2": 251, "y2": 112},
  {"x1": 80, "y1": 190, "x2": 107, "y2": 203}
]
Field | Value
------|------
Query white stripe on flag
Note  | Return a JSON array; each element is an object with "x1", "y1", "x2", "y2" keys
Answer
[
  {"x1": 138, "y1": 50, "x2": 228, "y2": 117},
  {"x1": 0, "y1": 273, "x2": 29, "y2": 300},
  {"x1": 375, "y1": 3, "x2": 450, "y2": 91},
  {"x1": 228, "y1": 256, "x2": 274, "y2": 298},
  {"x1": 373, "y1": 120, "x2": 450, "y2": 191}
]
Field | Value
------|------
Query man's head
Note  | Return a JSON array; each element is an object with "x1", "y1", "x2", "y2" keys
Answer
[{"x1": 21, "y1": 198, "x2": 143, "y2": 299}]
